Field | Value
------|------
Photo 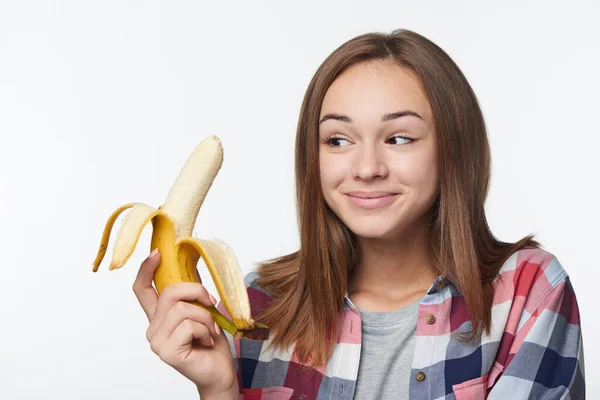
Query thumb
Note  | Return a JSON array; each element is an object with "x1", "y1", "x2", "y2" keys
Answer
[{"x1": 133, "y1": 248, "x2": 161, "y2": 320}]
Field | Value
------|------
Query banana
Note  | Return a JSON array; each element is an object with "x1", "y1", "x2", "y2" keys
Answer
[{"x1": 92, "y1": 135, "x2": 268, "y2": 340}]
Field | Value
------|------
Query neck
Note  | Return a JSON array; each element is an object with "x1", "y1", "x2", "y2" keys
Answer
[{"x1": 347, "y1": 221, "x2": 438, "y2": 307}]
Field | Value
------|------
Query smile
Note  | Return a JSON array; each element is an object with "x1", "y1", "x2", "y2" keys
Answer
[{"x1": 345, "y1": 193, "x2": 399, "y2": 209}]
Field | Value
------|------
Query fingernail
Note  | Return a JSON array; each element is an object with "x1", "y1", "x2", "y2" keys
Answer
[
  {"x1": 148, "y1": 248, "x2": 159, "y2": 259},
  {"x1": 214, "y1": 321, "x2": 221, "y2": 336},
  {"x1": 209, "y1": 294, "x2": 217, "y2": 305},
  {"x1": 210, "y1": 337, "x2": 215, "y2": 346}
]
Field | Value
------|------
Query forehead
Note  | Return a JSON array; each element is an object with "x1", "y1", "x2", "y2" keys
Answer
[{"x1": 320, "y1": 60, "x2": 432, "y2": 122}]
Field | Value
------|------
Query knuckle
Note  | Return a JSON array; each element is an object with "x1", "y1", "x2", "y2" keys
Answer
[
  {"x1": 157, "y1": 347, "x2": 170, "y2": 364},
  {"x1": 182, "y1": 318, "x2": 195, "y2": 332},
  {"x1": 174, "y1": 301, "x2": 189, "y2": 315},
  {"x1": 149, "y1": 339, "x2": 160, "y2": 355},
  {"x1": 131, "y1": 281, "x2": 141, "y2": 295},
  {"x1": 145, "y1": 327, "x2": 154, "y2": 343}
]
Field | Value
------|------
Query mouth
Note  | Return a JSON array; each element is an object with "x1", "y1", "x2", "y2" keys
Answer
[{"x1": 344, "y1": 192, "x2": 399, "y2": 209}]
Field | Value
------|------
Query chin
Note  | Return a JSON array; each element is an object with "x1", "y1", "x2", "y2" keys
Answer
[{"x1": 343, "y1": 219, "x2": 400, "y2": 241}]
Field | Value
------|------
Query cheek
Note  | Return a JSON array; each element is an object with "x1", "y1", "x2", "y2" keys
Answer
[
  {"x1": 395, "y1": 152, "x2": 438, "y2": 192},
  {"x1": 414, "y1": 162, "x2": 437, "y2": 187},
  {"x1": 319, "y1": 153, "x2": 346, "y2": 189},
  {"x1": 415, "y1": 155, "x2": 439, "y2": 194}
]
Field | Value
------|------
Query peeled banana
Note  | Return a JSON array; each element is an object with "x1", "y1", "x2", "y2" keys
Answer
[{"x1": 92, "y1": 135, "x2": 267, "y2": 340}]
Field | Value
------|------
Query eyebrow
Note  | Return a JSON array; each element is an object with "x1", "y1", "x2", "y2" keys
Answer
[{"x1": 319, "y1": 110, "x2": 424, "y2": 124}]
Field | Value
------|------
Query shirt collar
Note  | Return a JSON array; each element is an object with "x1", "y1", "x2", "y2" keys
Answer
[{"x1": 344, "y1": 274, "x2": 456, "y2": 309}]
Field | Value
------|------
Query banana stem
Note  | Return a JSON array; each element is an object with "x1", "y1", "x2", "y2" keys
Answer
[{"x1": 191, "y1": 301, "x2": 239, "y2": 337}]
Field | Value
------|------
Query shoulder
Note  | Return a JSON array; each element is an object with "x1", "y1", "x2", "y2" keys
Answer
[
  {"x1": 243, "y1": 270, "x2": 275, "y2": 316},
  {"x1": 492, "y1": 246, "x2": 577, "y2": 314},
  {"x1": 496, "y1": 246, "x2": 566, "y2": 279},
  {"x1": 244, "y1": 269, "x2": 264, "y2": 291},
  {"x1": 484, "y1": 248, "x2": 584, "y2": 395}
]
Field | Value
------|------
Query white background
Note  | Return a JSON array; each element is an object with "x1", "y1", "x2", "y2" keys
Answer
[{"x1": 1, "y1": 1, "x2": 598, "y2": 399}]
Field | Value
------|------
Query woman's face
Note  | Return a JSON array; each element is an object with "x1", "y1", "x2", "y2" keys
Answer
[{"x1": 318, "y1": 60, "x2": 439, "y2": 242}]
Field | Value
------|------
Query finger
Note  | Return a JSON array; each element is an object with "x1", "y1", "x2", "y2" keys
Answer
[
  {"x1": 157, "y1": 320, "x2": 213, "y2": 365},
  {"x1": 150, "y1": 282, "x2": 215, "y2": 337},
  {"x1": 132, "y1": 248, "x2": 161, "y2": 321},
  {"x1": 148, "y1": 300, "x2": 218, "y2": 344},
  {"x1": 171, "y1": 319, "x2": 213, "y2": 349},
  {"x1": 211, "y1": 321, "x2": 231, "y2": 351}
]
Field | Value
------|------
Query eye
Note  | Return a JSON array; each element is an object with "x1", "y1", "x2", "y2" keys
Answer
[
  {"x1": 323, "y1": 135, "x2": 351, "y2": 147},
  {"x1": 387, "y1": 134, "x2": 414, "y2": 145}
]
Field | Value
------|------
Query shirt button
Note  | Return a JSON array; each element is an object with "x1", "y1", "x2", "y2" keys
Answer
[
  {"x1": 415, "y1": 371, "x2": 426, "y2": 382},
  {"x1": 426, "y1": 314, "x2": 436, "y2": 324}
]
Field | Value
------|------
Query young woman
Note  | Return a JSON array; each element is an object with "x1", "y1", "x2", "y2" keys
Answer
[{"x1": 132, "y1": 29, "x2": 585, "y2": 399}]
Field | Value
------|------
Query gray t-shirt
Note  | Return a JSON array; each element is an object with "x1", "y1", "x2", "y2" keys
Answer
[{"x1": 353, "y1": 298, "x2": 420, "y2": 399}]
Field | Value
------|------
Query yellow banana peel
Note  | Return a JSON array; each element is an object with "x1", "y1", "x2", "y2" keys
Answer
[{"x1": 92, "y1": 135, "x2": 268, "y2": 340}]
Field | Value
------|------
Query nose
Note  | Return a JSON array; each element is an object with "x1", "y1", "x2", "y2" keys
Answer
[{"x1": 352, "y1": 144, "x2": 388, "y2": 181}]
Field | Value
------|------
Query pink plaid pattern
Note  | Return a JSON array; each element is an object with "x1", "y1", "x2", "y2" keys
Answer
[{"x1": 217, "y1": 247, "x2": 585, "y2": 399}]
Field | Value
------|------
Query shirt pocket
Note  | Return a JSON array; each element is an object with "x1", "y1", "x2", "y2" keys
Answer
[
  {"x1": 243, "y1": 386, "x2": 295, "y2": 400},
  {"x1": 452, "y1": 373, "x2": 489, "y2": 400}
]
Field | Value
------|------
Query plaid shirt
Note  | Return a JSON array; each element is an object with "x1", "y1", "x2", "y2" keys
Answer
[{"x1": 217, "y1": 247, "x2": 585, "y2": 399}]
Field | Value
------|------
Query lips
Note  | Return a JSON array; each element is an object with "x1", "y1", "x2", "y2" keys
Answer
[{"x1": 344, "y1": 191, "x2": 399, "y2": 209}]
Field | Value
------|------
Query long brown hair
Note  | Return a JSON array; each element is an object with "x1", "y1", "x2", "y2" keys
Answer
[{"x1": 254, "y1": 29, "x2": 541, "y2": 368}]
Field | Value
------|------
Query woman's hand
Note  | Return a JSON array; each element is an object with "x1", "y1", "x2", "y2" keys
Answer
[{"x1": 133, "y1": 249, "x2": 238, "y2": 398}]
